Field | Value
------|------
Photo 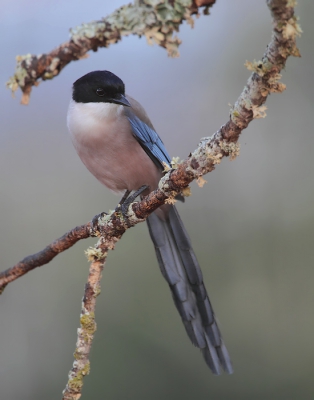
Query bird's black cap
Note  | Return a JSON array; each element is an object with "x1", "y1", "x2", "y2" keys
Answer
[{"x1": 72, "y1": 70, "x2": 130, "y2": 106}]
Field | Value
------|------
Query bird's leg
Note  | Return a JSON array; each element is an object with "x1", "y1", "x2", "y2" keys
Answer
[
  {"x1": 120, "y1": 185, "x2": 149, "y2": 220},
  {"x1": 114, "y1": 190, "x2": 130, "y2": 215},
  {"x1": 117, "y1": 190, "x2": 131, "y2": 209}
]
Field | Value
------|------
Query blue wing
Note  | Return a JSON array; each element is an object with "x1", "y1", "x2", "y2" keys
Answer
[{"x1": 127, "y1": 113, "x2": 171, "y2": 170}]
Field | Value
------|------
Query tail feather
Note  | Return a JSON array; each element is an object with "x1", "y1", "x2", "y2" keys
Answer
[{"x1": 146, "y1": 205, "x2": 233, "y2": 375}]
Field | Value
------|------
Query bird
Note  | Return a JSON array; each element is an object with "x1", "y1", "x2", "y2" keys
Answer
[{"x1": 67, "y1": 70, "x2": 233, "y2": 375}]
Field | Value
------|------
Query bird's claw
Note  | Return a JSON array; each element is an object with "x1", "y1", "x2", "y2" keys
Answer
[{"x1": 119, "y1": 185, "x2": 149, "y2": 226}]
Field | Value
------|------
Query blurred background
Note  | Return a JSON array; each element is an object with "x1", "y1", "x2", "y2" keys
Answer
[{"x1": 1, "y1": 1, "x2": 313, "y2": 399}]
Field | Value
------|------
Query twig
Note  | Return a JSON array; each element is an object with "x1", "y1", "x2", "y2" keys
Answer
[
  {"x1": 6, "y1": 0, "x2": 216, "y2": 104},
  {"x1": 62, "y1": 258, "x2": 105, "y2": 400},
  {"x1": 0, "y1": 223, "x2": 93, "y2": 294}
]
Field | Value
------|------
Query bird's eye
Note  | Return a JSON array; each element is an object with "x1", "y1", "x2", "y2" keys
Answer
[{"x1": 96, "y1": 88, "x2": 105, "y2": 96}]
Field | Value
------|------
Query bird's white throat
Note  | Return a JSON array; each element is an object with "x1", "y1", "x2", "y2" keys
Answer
[
  {"x1": 68, "y1": 100, "x2": 123, "y2": 121},
  {"x1": 67, "y1": 99, "x2": 125, "y2": 142}
]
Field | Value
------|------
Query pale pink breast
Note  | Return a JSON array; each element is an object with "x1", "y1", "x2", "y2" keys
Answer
[{"x1": 67, "y1": 100, "x2": 162, "y2": 194}]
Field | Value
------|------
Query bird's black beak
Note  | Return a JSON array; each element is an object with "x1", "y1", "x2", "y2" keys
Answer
[{"x1": 110, "y1": 94, "x2": 131, "y2": 107}]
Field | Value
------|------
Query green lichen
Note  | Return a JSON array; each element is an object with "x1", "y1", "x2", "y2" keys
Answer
[
  {"x1": 244, "y1": 59, "x2": 273, "y2": 77},
  {"x1": 85, "y1": 246, "x2": 106, "y2": 261},
  {"x1": 171, "y1": 156, "x2": 181, "y2": 169},
  {"x1": 70, "y1": 0, "x2": 196, "y2": 58},
  {"x1": 94, "y1": 283, "x2": 101, "y2": 297},
  {"x1": 80, "y1": 312, "x2": 96, "y2": 336},
  {"x1": 67, "y1": 376, "x2": 83, "y2": 392},
  {"x1": 6, "y1": 56, "x2": 30, "y2": 94},
  {"x1": 207, "y1": 151, "x2": 223, "y2": 165},
  {"x1": 281, "y1": 17, "x2": 302, "y2": 40},
  {"x1": 67, "y1": 362, "x2": 90, "y2": 392},
  {"x1": 251, "y1": 104, "x2": 267, "y2": 119},
  {"x1": 219, "y1": 140, "x2": 240, "y2": 160}
]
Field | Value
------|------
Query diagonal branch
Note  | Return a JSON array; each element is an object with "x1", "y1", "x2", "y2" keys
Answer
[
  {"x1": 6, "y1": 0, "x2": 216, "y2": 105},
  {"x1": 0, "y1": 223, "x2": 92, "y2": 294},
  {"x1": 0, "y1": 0, "x2": 301, "y2": 295}
]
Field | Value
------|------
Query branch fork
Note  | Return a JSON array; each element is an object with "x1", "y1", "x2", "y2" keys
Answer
[{"x1": 1, "y1": 1, "x2": 301, "y2": 399}]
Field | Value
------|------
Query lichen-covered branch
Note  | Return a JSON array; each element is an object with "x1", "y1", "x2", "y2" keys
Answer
[
  {"x1": 0, "y1": 0, "x2": 300, "y2": 296},
  {"x1": 7, "y1": 0, "x2": 216, "y2": 104},
  {"x1": 1, "y1": 1, "x2": 301, "y2": 397},
  {"x1": 62, "y1": 258, "x2": 105, "y2": 400}
]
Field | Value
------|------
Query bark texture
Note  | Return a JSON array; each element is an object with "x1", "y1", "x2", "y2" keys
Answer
[
  {"x1": 62, "y1": 259, "x2": 105, "y2": 400},
  {"x1": 7, "y1": 0, "x2": 216, "y2": 104}
]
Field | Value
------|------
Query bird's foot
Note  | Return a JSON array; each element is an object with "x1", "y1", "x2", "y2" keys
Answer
[
  {"x1": 120, "y1": 185, "x2": 149, "y2": 219},
  {"x1": 114, "y1": 190, "x2": 131, "y2": 214}
]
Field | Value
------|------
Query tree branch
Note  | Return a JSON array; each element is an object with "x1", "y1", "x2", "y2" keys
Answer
[
  {"x1": 6, "y1": 0, "x2": 216, "y2": 105},
  {"x1": 62, "y1": 258, "x2": 105, "y2": 400},
  {"x1": 0, "y1": 0, "x2": 301, "y2": 293},
  {"x1": 0, "y1": 223, "x2": 93, "y2": 294},
  {"x1": 1, "y1": 1, "x2": 301, "y2": 398}
]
